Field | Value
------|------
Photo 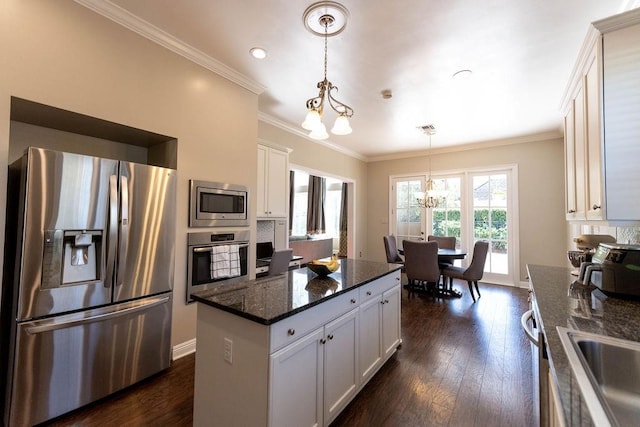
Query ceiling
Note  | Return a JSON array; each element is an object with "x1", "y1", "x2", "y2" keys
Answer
[{"x1": 79, "y1": 0, "x2": 636, "y2": 160}]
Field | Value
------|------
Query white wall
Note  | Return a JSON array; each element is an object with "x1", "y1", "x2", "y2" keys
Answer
[
  {"x1": 0, "y1": 0, "x2": 258, "y2": 348},
  {"x1": 366, "y1": 137, "x2": 568, "y2": 283},
  {"x1": 258, "y1": 121, "x2": 369, "y2": 259}
]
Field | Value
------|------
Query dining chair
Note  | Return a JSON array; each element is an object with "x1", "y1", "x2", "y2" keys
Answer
[
  {"x1": 402, "y1": 240, "x2": 440, "y2": 295},
  {"x1": 383, "y1": 235, "x2": 404, "y2": 265},
  {"x1": 441, "y1": 241, "x2": 489, "y2": 302},
  {"x1": 268, "y1": 249, "x2": 293, "y2": 276}
]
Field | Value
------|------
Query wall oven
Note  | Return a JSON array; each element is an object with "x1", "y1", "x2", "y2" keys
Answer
[
  {"x1": 187, "y1": 230, "x2": 249, "y2": 303},
  {"x1": 189, "y1": 180, "x2": 249, "y2": 227}
]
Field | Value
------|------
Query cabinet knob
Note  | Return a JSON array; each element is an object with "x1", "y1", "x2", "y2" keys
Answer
[
  {"x1": 287, "y1": 328, "x2": 295, "y2": 336},
  {"x1": 320, "y1": 338, "x2": 326, "y2": 344},
  {"x1": 366, "y1": 291, "x2": 372, "y2": 296},
  {"x1": 568, "y1": 209, "x2": 576, "y2": 214},
  {"x1": 350, "y1": 298, "x2": 356, "y2": 304},
  {"x1": 328, "y1": 334, "x2": 334, "y2": 340},
  {"x1": 380, "y1": 300, "x2": 385, "y2": 305},
  {"x1": 384, "y1": 299, "x2": 390, "y2": 304},
  {"x1": 592, "y1": 204, "x2": 601, "y2": 210}
]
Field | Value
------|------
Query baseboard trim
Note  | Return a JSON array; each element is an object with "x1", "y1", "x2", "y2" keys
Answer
[{"x1": 172, "y1": 338, "x2": 196, "y2": 360}]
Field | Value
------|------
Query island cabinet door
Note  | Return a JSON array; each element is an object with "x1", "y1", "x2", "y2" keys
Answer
[
  {"x1": 358, "y1": 296, "x2": 383, "y2": 383},
  {"x1": 323, "y1": 308, "x2": 359, "y2": 424},
  {"x1": 269, "y1": 327, "x2": 324, "y2": 427},
  {"x1": 381, "y1": 285, "x2": 402, "y2": 358}
]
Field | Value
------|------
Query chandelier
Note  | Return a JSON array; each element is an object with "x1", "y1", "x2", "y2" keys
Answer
[
  {"x1": 415, "y1": 125, "x2": 447, "y2": 208},
  {"x1": 301, "y1": 2, "x2": 353, "y2": 140}
]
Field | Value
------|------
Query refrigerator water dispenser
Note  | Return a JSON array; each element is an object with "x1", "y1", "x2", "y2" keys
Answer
[{"x1": 41, "y1": 230, "x2": 103, "y2": 288}]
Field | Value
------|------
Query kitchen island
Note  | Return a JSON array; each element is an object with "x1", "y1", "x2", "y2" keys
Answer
[
  {"x1": 191, "y1": 259, "x2": 402, "y2": 427},
  {"x1": 527, "y1": 264, "x2": 640, "y2": 425}
]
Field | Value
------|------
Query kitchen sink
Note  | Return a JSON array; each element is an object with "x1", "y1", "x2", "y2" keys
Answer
[{"x1": 557, "y1": 327, "x2": 640, "y2": 427}]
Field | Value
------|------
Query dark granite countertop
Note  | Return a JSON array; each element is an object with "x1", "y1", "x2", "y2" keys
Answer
[
  {"x1": 527, "y1": 264, "x2": 640, "y2": 425},
  {"x1": 192, "y1": 259, "x2": 401, "y2": 325}
]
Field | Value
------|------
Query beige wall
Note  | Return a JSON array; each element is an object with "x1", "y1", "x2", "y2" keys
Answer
[
  {"x1": 0, "y1": 0, "x2": 258, "y2": 347},
  {"x1": 258, "y1": 121, "x2": 369, "y2": 259},
  {"x1": 366, "y1": 137, "x2": 568, "y2": 283}
]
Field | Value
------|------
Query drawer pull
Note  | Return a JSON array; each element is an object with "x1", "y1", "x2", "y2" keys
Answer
[
  {"x1": 350, "y1": 298, "x2": 356, "y2": 304},
  {"x1": 366, "y1": 291, "x2": 372, "y2": 296},
  {"x1": 328, "y1": 334, "x2": 334, "y2": 340},
  {"x1": 592, "y1": 204, "x2": 601, "y2": 210},
  {"x1": 320, "y1": 338, "x2": 326, "y2": 344},
  {"x1": 287, "y1": 328, "x2": 295, "y2": 336}
]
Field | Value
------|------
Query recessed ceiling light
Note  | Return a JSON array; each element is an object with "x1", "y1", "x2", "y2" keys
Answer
[
  {"x1": 452, "y1": 69, "x2": 473, "y2": 80},
  {"x1": 250, "y1": 47, "x2": 267, "y2": 59}
]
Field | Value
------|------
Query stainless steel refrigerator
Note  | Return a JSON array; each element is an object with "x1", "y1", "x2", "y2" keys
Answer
[{"x1": 1, "y1": 147, "x2": 176, "y2": 427}]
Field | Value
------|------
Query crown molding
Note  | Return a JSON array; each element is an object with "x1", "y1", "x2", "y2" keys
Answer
[
  {"x1": 367, "y1": 130, "x2": 563, "y2": 163},
  {"x1": 593, "y1": 6, "x2": 640, "y2": 33},
  {"x1": 74, "y1": 0, "x2": 265, "y2": 95},
  {"x1": 559, "y1": 26, "x2": 601, "y2": 114},
  {"x1": 257, "y1": 112, "x2": 367, "y2": 161}
]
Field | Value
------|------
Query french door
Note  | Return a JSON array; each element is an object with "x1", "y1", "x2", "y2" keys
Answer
[{"x1": 390, "y1": 167, "x2": 518, "y2": 286}]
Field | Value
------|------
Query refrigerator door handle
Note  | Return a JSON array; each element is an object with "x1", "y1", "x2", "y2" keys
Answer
[
  {"x1": 24, "y1": 295, "x2": 170, "y2": 334},
  {"x1": 106, "y1": 175, "x2": 119, "y2": 288},
  {"x1": 117, "y1": 175, "x2": 129, "y2": 287}
]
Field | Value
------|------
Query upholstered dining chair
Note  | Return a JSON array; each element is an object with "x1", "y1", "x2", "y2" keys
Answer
[
  {"x1": 383, "y1": 235, "x2": 404, "y2": 265},
  {"x1": 441, "y1": 241, "x2": 489, "y2": 302},
  {"x1": 268, "y1": 249, "x2": 293, "y2": 276},
  {"x1": 427, "y1": 235, "x2": 457, "y2": 269},
  {"x1": 402, "y1": 240, "x2": 440, "y2": 295}
]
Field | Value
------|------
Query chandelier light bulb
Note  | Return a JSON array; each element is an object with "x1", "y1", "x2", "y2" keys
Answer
[
  {"x1": 331, "y1": 114, "x2": 352, "y2": 135},
  {"x1": 302, "y1": 109, "x2": 322, "y2": 131},
  {"x1": 309, "y1": 122, "x2": 329, "y2": 140}
]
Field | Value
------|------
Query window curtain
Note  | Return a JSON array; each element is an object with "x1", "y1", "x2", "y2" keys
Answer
[
  {"x1": 306, "y1": 175, "x2": 326, "y2": 235},
  {"x1": 289, "y1": 170, "x2": 295, "y2": 235},
  {"x1": 338, "y1": 183, "x2": 348, "y2": 257}
]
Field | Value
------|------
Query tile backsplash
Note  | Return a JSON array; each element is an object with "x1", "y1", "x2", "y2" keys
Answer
[
  {"x1": 570, "y1": 224, "x2": 640, "y2": 245},
  {"x1": 257, "y1": 220, "x2": 275, "y2": 243}
]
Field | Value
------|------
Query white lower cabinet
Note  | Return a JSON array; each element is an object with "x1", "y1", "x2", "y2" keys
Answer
[
  {"x1": 194, "y1": 270, "x2": 401, "y2": 427},
  {"x1": 358, "y1": 296, "x2": 383, "y2": 382},
  {"x1": 323, "y1": 309, "x2": 359, "y2": 423},
  {"x1": 269, "y1": 328, "x2": 324, "y2": 427},
  {"x1": 381, "y1": 285, "x2": 401, "y2": 357},
  {"x1": 270, "y1": 309, "x2": 359, "y2": 427},
  {"x1": 358, "y1": 274, "x2": 402, "y2": 383}
]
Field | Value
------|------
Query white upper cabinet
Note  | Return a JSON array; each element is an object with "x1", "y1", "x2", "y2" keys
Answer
[
  {"x1": 257, "y1": 144, "x2": 289, "y2": 218},
  {"x1": 561, "y1": 9, "x2": 640, "y2": 223}
]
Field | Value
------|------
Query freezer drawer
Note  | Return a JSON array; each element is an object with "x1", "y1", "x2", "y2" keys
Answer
[{"x1": 5, "y1": 294, "x2": 172, "y2": 427}]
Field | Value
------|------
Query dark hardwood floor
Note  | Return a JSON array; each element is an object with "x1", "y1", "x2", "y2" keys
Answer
[{"x1": 43, "y1": 281, "x2": 533, "y2": 427}]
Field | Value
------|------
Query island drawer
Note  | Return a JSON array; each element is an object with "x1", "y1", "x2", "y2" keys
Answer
[
  {"x1": 359, "y1": 272, "x2": 400, "y2": 303},
  {"x1": 269, "y1": 288, "x2": 359, "y2": 353}
]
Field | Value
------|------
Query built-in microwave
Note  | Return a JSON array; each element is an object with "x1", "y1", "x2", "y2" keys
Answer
[{"x1": 189, "y1": 180, "x2": 249, "y2": 227}]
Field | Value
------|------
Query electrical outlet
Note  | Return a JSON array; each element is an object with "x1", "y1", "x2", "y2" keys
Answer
[{"x1": 224, "y1": 338, "x2": 233, "y2": 364}]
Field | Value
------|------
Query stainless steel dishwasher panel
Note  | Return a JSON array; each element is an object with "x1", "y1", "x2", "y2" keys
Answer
[{"x1": 5, "y1": 294, "x2": 172, "y2": 427}]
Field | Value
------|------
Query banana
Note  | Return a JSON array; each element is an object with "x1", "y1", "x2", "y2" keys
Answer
[{"x1": 312, "y1": 255, "x2": 339, "y2": 271}]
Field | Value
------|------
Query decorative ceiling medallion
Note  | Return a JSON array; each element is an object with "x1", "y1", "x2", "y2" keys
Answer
[{"x1": 303, "y1": 1, "x2": 350, "y2": 37}]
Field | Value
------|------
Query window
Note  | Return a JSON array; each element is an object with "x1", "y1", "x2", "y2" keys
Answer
[
  {"x1": 431, "y1": 177, "x2": 461, "y2": 247},
  {"x1": 391, "y1": 166, "x2": 517, "y2": 285},
  {"x1": 291, "y1": 170, "x2": 343, "y2": 239},
  {"x1": 471, "y1": 173, "x2": 508, "y2": 275}
]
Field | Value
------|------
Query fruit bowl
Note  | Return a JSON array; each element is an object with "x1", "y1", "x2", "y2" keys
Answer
[{"x1": 307, "y1": 263, "x2": 338, "y2": 277}]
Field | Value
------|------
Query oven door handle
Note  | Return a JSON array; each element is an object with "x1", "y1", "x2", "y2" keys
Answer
[
  {"x1": 193, "y1": 243, "x2": 249, "y2": 252},
  {"x1": 521, "y1": 309, "x2": 539, "y2": 346}
]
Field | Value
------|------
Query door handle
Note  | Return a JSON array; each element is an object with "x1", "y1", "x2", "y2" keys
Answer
[
  {"x1": 520, "y1": 309, "x2": 539, "y2": 346},
  {"x1": 25, "y1": 295, "x2": 170, "y2": 334},
  {"x1": 106, "y1": 175, "x2": 118, "y2": 288},
  {"x1": 117, "y1": 174, "x2": 129, "y2": 287}
]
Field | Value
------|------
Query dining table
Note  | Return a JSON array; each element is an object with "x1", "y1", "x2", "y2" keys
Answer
[
  {"x1": 436, "y1": 248, "x2": 467, "y2": 297},
  {"x1": 398, "y1": 246, "x2": 467, "y2": 297}
]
